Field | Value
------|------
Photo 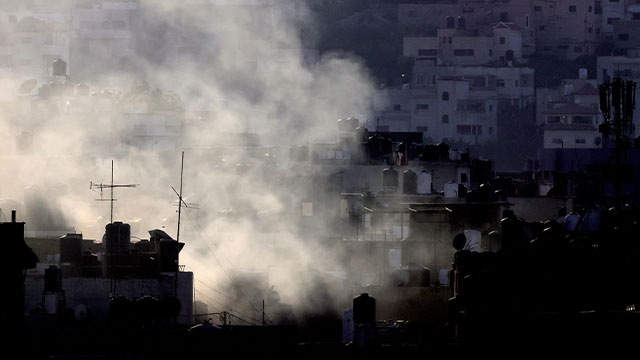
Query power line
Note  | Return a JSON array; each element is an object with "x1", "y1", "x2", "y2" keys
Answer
[{"x1": 182, "y1": 209, "x2": 268, "y2": 321}]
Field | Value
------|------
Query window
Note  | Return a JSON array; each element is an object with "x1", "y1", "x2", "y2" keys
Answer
[
  {"x1": 496, "y1": 79, "x2": 505, "y2": 87},
  {"x1": 442, "y1": 37, "x2": 447, "y2": 43},
  {"x1": 453, "y1": 49, "x2": 475, "y2": 56},
  {"x1": 416, "y1": 126, "x2": 429, "y2": 132},
  {"x1": 418, "y1": 49, "x2": 438, "y2": 56},
  {"x1": 457, "y1": 125, "x2": 471, "y2": 134},
  {"x1": 588, "y1": 5, "x2": 593, "y2": 12},
  {"x1": 500, "y1": 37, "x2": 505, "y2": 44},
  {"x1": 393, "y1": 104, "x2": 401, "y2": 111},
  {"x1": 610, "y1": 0, "x2": 619, "y2": 2},
  {"x1": 526, "y1": 15, "x2": 529, "y2": 28},
  {"x1": 548, "y1": 116, "x2": 562, "y2": 123},
  {"x1": 515, "y1": 80, "x2": 519, "y2": 87},
  {"x1": 416, "y1": 74, "x2": 425, "y2": 85},
  {"x1": 573, "y1": 116, "x2": 592, "y2": 124},
  {"x1": 569, "y1": 5, "x2": 577, "y2": 12},
  {"x1": 489, "y1": 127, "x2": 493, "y2": 134},
  {"x1": 448, "y1": 37, "x2": 452, "y2": 44},
  {"x1": 489, "y1": 49, "x2": 493, "y2": 56},
  {"x1": 489, "y1": 104, "x2": 493, "y2": 112},
  {"x1": 539, "y1": 25, "x2": 545, "y2": 31},
  {"x1": 442, "y1": 91, "x2": 450, "y2": 101},
  {"x1": 618, "y1": 34, "x2": 629, "y2": 41},
  {"x1": 416, "y1": 104, "x2": 429, "y2": 110},
  {"x1": 607, "y1": 17, "x2": 620, "y2": 25},
  {"x1": 574, "y1": 46, "x2": 583, "y2": 53},
  {"x1": 534, "y1": 5, "x2": 542, "y2": 11},
  {"x1": 461, "y1": 173, "x2": 468, "y2": 182},
  {"x1": 442, "y1": 114, "x2": 449, "y2": 123},
  {"x1": 634, "y1": 13, "x2": 640, "y2": 20},
  {"x1": 575, "y1": 138, "x2": 586, "y2": 144},
  {"x1": 544, "y1": 46, "x2": 552, "y2": 51},
  {"x1": 552, "y1": 138, "x2": 563, "y2": 144}
]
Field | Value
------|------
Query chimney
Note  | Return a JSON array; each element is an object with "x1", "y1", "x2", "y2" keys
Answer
[{"x1": 11, "y1": 210, "x2": 16, "y2": 222}]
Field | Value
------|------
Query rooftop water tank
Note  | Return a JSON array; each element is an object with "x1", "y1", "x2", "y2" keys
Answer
[
  {"x1": 353, "y1": 293, "x2": 375, "y2": 324},
  {"x1": 44, "y1": 265, "x2": 62, "y2": 292},
  {"x1": 52, "y1": 59, "x2": 66, "y2": 77},
  {"x1": 105, "y1": 222, "x2": 131, "y2": 254},
  {"x1": 417, "y1": 171, "x2": 432, "y2": 194},
  {"x1": 382, "y1": 167, "x2": 399, "y2": 190},
  {"x1": 444, "y1": 182, "x2": 458, "y2": 198},
  {"x1": 403, "y1": 169, "x2": 417, "y2": 194}
]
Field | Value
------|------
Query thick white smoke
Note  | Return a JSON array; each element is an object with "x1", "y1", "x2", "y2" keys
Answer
[{"x1": 0, "y1": 0, "x2": 374, "y2": 323}]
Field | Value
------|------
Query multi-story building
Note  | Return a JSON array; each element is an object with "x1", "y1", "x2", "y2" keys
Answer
[
  {"x1": 404, "y1": 22, "x2": 524, "y2": 66},
  {"x1": 533, "y1": 0, "x2": 603, "y2": 60},
  {"x1": 398, "y1": 0, "x2": 536, "y2": 56},
  {"x1": 373, "y1": 59, "x2": 534, "y2": 145},
  {"x1": 70, "y1": 1, "x2": 139, "y2": 82},
  {"x1": 0, "y1": 12, "x2": 70, "y2": 85}
]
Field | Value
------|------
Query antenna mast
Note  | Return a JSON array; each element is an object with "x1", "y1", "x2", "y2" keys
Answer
[
  {"x1": 177, "y1": 151, "x2": 184, "y2": 242},
  {"x1": 90, "y1": 160, "x2": 137, "y2": 224}
]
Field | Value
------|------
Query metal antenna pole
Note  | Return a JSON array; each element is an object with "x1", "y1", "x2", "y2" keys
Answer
[
  {"x1": 177, "y1": 151, "x2": 184, "y2": 242},
  {"x1": 111, "y1": 160, "x2": 114, "y2": 224}
]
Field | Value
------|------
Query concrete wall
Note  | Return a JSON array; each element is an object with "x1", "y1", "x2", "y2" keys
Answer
[{"x1": 25, "y1": 272, "x2": 194, "y2": 325}]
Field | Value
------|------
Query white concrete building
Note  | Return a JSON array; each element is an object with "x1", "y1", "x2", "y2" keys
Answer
[
  {"x1": 0, "y1": 13, "x2": 70, "y2": 85},
  {"x1": 404, "y1": 23, "x2": 523, "y2": 66},
  {"x1": 70, "y1": 1, "x2": 139, "y2": 81},
  {"x1": 542, "y1": 103, "x2": 602, "y2": 149}
]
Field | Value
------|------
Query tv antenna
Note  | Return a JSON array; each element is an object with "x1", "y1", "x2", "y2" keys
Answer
[
  {"x1": 90, "y1": 160, "x2": 137, "y2": 224},
  {"x1": 599, "y1": 77, "x2": 636, "y2": 208}
]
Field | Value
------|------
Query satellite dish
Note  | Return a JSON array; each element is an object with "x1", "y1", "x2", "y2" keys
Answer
[{"x1": 19, "y1": 79, "x2": 37, "y2": 94}]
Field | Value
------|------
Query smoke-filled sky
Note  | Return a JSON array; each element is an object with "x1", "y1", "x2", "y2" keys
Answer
[{"x1": 0, "y1": 0, "x2": 374, "y2": 320}]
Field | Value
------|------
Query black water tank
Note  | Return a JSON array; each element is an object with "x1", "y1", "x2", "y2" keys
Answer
[
  {"x1": 52, "y1": 59, "x2": 66, "y2": 76},
  {"x1": 355, "y1": 126, "x2": 369, "y2": 143},
  {"x1": 109, "y1": 295, "x2": 134, "y2": 322},
  {"x1": 353, "y1": 293, "x2": 375, "y2": 324},
  {"x1": 135, "y1": 295, "x2": 160, "y2": 325},
  {"x1": 44, "y1": 266, "x2": 62, "y2": 292},
  {"x1": 158, "y1": 238, "x2": 180, "y2": 272},
  {"x1": 105, "y1": 222, "x2": 131, "y2": 254},
  {"x1": 457, "y1": 16, "x2": 466, "y2": 28},
  {"x1": 381, "y1": 138, "x2": 393, "y2": 156},
  {"x1": 60, "y1": 234, "x2": 82, "y2": 265},
  {"x1": 382, "y1": 167, "x2": 399, "y2": 189},
  {"x1": 437, "y1": 142, "x2": 450, "y2": 160},
  {"x1": 159, "y1": 297, "x2": 182, "y2": 319},
  {"x1": 403, "y1": 169, "x2": 417, "y2": 194},
  {"x1": 368, "y1": 136, "x2": 382, "y2": 159},
  {"x1": 446, "y1": 16, "x2": 455, "y2": 28}
]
